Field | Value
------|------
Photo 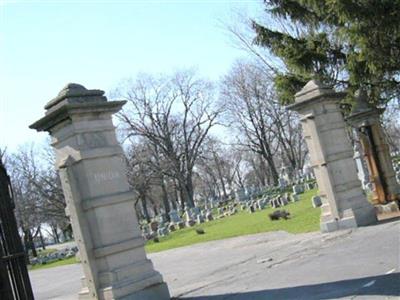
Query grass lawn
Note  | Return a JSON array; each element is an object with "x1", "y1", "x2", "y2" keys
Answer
[
  {"x1": 145, "y1": 188, "x2": 320, "y2": 253},
  {"x1": 29, "y1": 256, "x2": 79, "y2": 271},
  {"x1": 29, "y1": 188, "x2": 320, "y2": 270}
]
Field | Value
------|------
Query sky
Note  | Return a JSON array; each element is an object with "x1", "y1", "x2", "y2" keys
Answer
[{"x1": 0, "y1": 0, "x2": 263, "y2": 152}]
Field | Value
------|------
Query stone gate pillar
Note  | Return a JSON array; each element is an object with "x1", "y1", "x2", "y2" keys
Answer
[
  {"x1": 347, "y1": 90, "x2": 400, "y2": 205},
  {"x1": 30, "y1": 84, "x2": 170, "y2": 300},
  {"x1": 287, "y1": 80, "x2": 377, "y2": 232}
]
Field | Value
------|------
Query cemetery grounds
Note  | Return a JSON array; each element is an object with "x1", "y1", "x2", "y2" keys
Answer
[{"x1": 29, "y1": 188, "x2": 319, "y2": 270}]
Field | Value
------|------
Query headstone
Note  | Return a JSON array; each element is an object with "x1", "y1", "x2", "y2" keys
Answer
[
  {"x1": 291, "y1": 194, "x2": 300, "y2": 202},
  {"x1": 157, "y1": 227, "x2": 169, "y2": 237},
  {"x1": 169, "y1": 210, "x2": 181, "y2": 224},
  {"x1": 185, "y1": 208, "x2": 195, "y2": 227},
  {"x1": 141, "y1": 224, "x2": 150, "y2": 235},
  {"x1": 305, "y1": 182, "x2": 314, "y2": 190},
  {"x1": 280, "y1": 163, "x2": 292, "y2": 184},
  {"x1": 177, "y1": 221, "x2": 185, "y2": 229},
  {"x1": 192, "y1": 206, "x2": 201, "y2": 218},
  {"x1": 158, "y1": 213, "x2": 167, "y2": 225},
  {"x1": 150, "y1": 221, "x2": 159, "y2": 232},
  {"x1": 197, "y1": 214, "x2": 205, "y2": 224},
  {"x1": 278, "y1": 177, "x2": 288, "y2": 190},
  {"x1": 292, "y1": 184, "x2": 304, "y2": 194},
  {"x1": 271, "y1": 198, "x2": 280, "y2": 209},
  {"x1": 312, "y1": 196, "x2": 322, "y2": 208},
  {"x1": 303, "y1": 163, "x2": 314, "y2": 181},
  {"x1": 157, "y1": 215, "x2": 166, "y2": 230},
  {"x1": 186, "y1": 219, "x2": 196, "y2": 227},
  {"x1": 168, "y1": 223, "x2": 176, "y2": 232},
  {"x1": 258, "y1": 199, "x2": 266, "y2": 210},
  {"x1": 235, "y1": 188, "x2": 248, "y2": 202},
  {"x1": 279, "y1": 196, "x2": 288, "y2": 206},
  {"x1": 30, "y1": 83, "x2": 170, "y2": 299}
]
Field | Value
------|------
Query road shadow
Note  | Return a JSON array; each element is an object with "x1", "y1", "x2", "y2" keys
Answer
[{"x1": 175, "y1": 273, "x2": 400, "y2": 300}]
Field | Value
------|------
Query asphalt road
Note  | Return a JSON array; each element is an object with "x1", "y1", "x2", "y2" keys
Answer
[{"x1": 30, "y1": 219, "x2": 400, "y2": 300}]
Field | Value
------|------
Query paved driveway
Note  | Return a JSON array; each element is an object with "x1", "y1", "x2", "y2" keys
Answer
[{"x1": 30, "y1": 220, "x2": 400, "y2": 299}]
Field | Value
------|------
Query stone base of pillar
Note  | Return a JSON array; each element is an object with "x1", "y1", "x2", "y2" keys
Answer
[
  {"x1": 375, "y1": 201, "x2": 400, "y2": 214},
  {"x1": 320, "y1": 205, "x2": 377, "y2": 233},
  {"x1": 79, "y1": 282, "x2": 170, "y2": 300},
  {"x1": 352, "y1": 203, "x2": 378, "y2": 226}
]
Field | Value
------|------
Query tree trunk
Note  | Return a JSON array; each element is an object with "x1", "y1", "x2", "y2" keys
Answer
[
  {"x1": 262, "y1": 146, "x2": 279, "y2": 186},
  {"x1": 213, "y1": 152, "x2": 228, "y2": 200},
  {"x1": 171, "y1": 179, "x2": 180, "y2": 211},
  {"x1": 258, "y1": 156, "x2": 268, "y2": 187},
  {"x1": 170, "y1": 197, "x2": 177, "y2": 210},
  {"x1": 140, "y1": 194, "x2": 151, "y2": 223},
  {"x1": 38, "y1": 227, "x2": 46, "y2": 250},
  {"x1": 164, "y1": 179, "x2": 177, "y2": 210},
  {"x1": 134, "y1": 200, "x2": 144, "y2": 222},
  {"x1": 185, "y1": 176, "x2": 195, "y2": 208},
  {"x1": 65, "y1": 223, "x2": 73, "y2": 240},
  {"x1": 22, "y1": 228, "x2": 30, "y2": 264},
  {"x1": 176, "y1": 172, "x2": 193, "y2": 208},
  {"x1": 160, "y1": 178, "x2": 171, "y2": 221},
  {"x1": 179, "y1": 188, "x2": 187, "y2": 210},
  {"x1": 27, "y1": 230, "x2": 37, "y2": 257},
  {"x1": 51, "y1": 225, "x2": 60, "y2": 244},
  {"x1": 148, "y1": 197, "x2": 159, "y2": 216}
]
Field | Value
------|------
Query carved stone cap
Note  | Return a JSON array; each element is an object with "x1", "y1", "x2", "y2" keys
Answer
[
  {"x1": 351, "y1": 89, "x2": 372, "y2": 114},
  {"x1": 44, "y1": 83, "x2": 107, "y2": 112},
  {"x1": 295, "y1": 80, "x2": 336, "y2": 103},
  {"x1": 346, "y1": 89, "x2": 382, "y2": 126},
  {"x1": 30, "y1": 83, "x2": 126, "y2": 132},
  {"x1": 287, "y1": 80, "x2": 345, "y2": 111}
]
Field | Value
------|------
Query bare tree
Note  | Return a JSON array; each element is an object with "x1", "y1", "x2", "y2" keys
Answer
[
  {"x1": 382, "y1": 99, "x2": 400, "y2": 152},
  {"x1": 125, "y1": 141, "x2": 157, "y2": 223},
  {"x1": 7, "y1": 144, "x2": 69, "y2": 251},
  {"x1": 116, "y1": 70, "x2": 221, "y2": 208},
  {"x1": 220, "y1": 61, "x2": 280, "y2": 185},
  {"x1": 196, "y1": 138, "x2": 237, "y2": 202},
  {"x1": 7, "y1": 146, "x2": 43, "y2": 256},
  {"x1": 267, "y1": 102, "x2": 307, "y2": 172},
  {"x1": 125, "y1": 137, "x2": 179, "y2": 222},
  {"x1": 220, "y1": 61, "x2": 307, "y2": 185}
]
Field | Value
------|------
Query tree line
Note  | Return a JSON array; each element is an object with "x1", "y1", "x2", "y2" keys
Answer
[
  {"x1": 2, "y1": 1, "x2": 400, "y2": 255},
  {"x1": 2, "y1": 60, "x2": 307, "y2": 256}
]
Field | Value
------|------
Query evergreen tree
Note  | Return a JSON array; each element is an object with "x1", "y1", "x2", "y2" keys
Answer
[{"x1": 252, "y1": 0, "x2": 400, "y2": 106}]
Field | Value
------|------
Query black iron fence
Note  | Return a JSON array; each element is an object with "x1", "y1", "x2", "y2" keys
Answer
[{"x1": 0, "y1": 159, "x2": 34, "y2": 300}]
